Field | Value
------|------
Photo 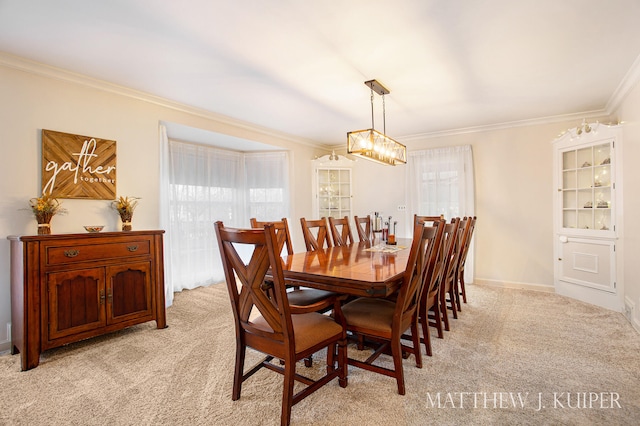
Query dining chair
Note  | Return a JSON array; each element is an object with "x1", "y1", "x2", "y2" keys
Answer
[
  {"x1": 215, "y1": 221, "x2": 348, "y2": 426},
  {"x1": 438, "y1": 218, "x2": 461, "y2": 331},
  {"x1": 455, "y1": 216, "x2": 476, "y2": 308},
  {"x1": 354, "y1": 215, "x2": 373, "y2": 243},
  {"x1": 415, "y1": 219, "x2": 445, "y2": 356},
  {"x1": 341, "y1": 221, "x2": 439, "y2": 395},
  {"x1": 250, "y1": 218, "x2": 338, "y2": 322},
  {"x1": 414, "y1": 214, "x2": 445, "y2": 226},
  {"x1": 328, "y1": 216, "x2": 355, "y2": 246},
  {"x1": 300, "y1": 217, "x2": 333, "y2": 251}
]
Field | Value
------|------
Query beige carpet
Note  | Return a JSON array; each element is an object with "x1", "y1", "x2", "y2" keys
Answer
[{"x1": 1, "y1": 284, "x2": 639, "y2": 425}]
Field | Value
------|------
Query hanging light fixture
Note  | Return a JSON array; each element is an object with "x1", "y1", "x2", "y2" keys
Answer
[{"x1": 347, "y1": 79, "x2": 407, "y2": 166}]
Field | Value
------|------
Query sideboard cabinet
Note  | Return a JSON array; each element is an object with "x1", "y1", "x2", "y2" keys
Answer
[{"x1": 9, "y1": 230, "x2": 167, "y2": 370}]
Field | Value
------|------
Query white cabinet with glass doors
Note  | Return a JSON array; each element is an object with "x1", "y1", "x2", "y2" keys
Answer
[
  {"x1": 311, "y1": 154, "x2": 353, "y2": 220},
  {"x1": 552, "y1": 122, "x2": 623, "y2": 311}
]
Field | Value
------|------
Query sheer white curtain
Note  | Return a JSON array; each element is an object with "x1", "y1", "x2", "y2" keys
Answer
[
  {"x1": 407, "y1": 144, "x2": 476, "y2": 281},
  {"x1": 159, "y1": 126, "x2": 290, "y2": 305},
  {"x1": 244, "y1": 152, "x2": 290, "y2": 221}
]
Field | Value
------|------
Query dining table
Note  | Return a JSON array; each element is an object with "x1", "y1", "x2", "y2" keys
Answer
[{"x1": 280, "y1": 238, "x2": 413, "y2": 298}]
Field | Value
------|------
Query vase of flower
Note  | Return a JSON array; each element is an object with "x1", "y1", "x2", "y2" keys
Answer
[
  {"x1": 29, "y1": 194, "x2": 65, "y2": 235},
  {"x1": 112, "y1": 196, "x2": 140, "y2": 231}
]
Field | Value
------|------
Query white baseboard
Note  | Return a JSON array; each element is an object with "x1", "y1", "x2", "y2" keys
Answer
[
  {"x1": 474, "y1": 278, "x2": 555, "y2": 293},
  {"x1": 0, "y1": 323, "x2": 11, "y2": 354},
  {"x1": 624, "y1": 296, "x2": 640, "y2": 333}
]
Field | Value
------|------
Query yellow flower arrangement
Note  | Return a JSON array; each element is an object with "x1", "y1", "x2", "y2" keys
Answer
[
  {"x1": 29, "y1": 194, "x2": 66, "y2": 234},
  {"x1": 111, "y1": 196, "x2": 140, "y2": 230}
]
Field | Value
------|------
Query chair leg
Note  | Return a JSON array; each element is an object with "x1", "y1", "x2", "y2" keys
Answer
[
  {"x1": 454, "y1": 277, "x2": 462, "y2": 312},
  {"x1": 410, "y1": 318, "x2": 423, "y2": 368},
  {"x1": 338, "y1": 340, "x2": 348, "y2": 388},
  {"x1": 430, "y1": 303, "x2": 444, "y2": 338},
  {"x1": 357, "y1": 333, "x2": 365, "y2": 350},
  {"x1": 449, "y1": 288, "x2": 458, "y2": 319},
  {"x1": 440, "y1": 292, "x2": 450, "y2": 331},
  {"x1": 281, "y1": 358, "x2": 296, "y2": 426},
  {"x1": 304, "y1": 355, "x2": 313, "y2": 368},
  {"x1": 391, "y1": 336, "x2": 406, "y2": 395},
  {"x1": 232, "y1": 343, "x2": 246, "y2": 400},
  {"x1": 421, "y1": 310, "x2": 433, "y2": 356},
  {"x1": 460, "y1": 274, "x2": 467, "y2": 304}
]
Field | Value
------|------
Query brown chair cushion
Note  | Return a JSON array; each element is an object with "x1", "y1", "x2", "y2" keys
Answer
[
  {"x1": 287, "y1": 288, "x2": 335, "y2": 306},
  {"x1": 342, "y1": 298, "x2": 396, "y2": 333},
  {"x1": 253, "y1": 312, "x2": 343, "y2": 353}
]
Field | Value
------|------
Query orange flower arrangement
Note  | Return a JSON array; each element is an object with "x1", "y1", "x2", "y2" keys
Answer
[
  {"x1": 29, "y1": 194, "x2": 66, "y2": 234},
  {"x1": 111, "y1": 196, "x2": 140, "y2": 231}
]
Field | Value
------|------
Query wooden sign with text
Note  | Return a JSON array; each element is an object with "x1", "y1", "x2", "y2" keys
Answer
[{"x1": 41, "y1": 129, "x2": 117, "y2": 199}]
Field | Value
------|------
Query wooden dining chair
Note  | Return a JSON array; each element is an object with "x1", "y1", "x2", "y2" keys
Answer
[
  {"x1": 215, "y1": 221, "x2": 347, "y2": 426},
  {"x1": 341, "y1": 221, "x2": 439, "y2": 395},
  {"x1": 328, "y1": 216, "x2": 355, "y2": 246},
  {"x1": 455, "y1": 216, "x2": 477, "y2": 308},
  {"x1": 354, "y1": 215, "x2": 373, "y2": 243},
  {"x1": 414, "y1": 214, "x2": 445, "y2": 226},
  {"x1": 437, "y1": 218, "x2": 461, "y2": 331},
  {"x1": 300, "y1": 217, "x2": 333, "y2": 251},
  {"x1": 415, "y1": 220, "x2": 445, "y2": 356},
  {"x1": 250, "y1": 218, "x2": 338, "y2": 312}
]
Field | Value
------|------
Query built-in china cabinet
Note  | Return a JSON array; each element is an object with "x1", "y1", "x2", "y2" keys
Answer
[
  {"x1": 552, "y1": 122, "x2": 623, "y2": 311},
  {"x1": 312, "y1": 153, "x2": 353, "y2": 220}
]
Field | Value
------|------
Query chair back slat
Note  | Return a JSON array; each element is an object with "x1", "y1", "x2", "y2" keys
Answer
[
  {"x1": 300, "y1": 217, "x2": 332, "y2": 251},
  {"x1": 329, "y1": 216, "x2": 355, "y2": 246},
  {"x1": 354, "y1": 215, "x2": 373, "y2": 243},
  {"x1": 457, "y1": 216, "x2": 476, "y2": 277},
  {"x1": 440, "y1": 218, "x2": 461, "y2": 295},
  {"x1": 414, "y1": 214, "x2": 445, "y2": 226},
  {"x1": 250, "y1": 217, "x2": 294, "y2": 255}
]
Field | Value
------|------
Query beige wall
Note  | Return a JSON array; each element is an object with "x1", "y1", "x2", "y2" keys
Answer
[
  {"x1": 0, "y1": 62, "x2": 324, "y2": 352},
  {"x1": 2, "y1": 57, "x2": 639, "y2": 352},
  {"x1": 348, "y1": 121, "x2": 609, "y2": 291},
  {"x1": 616, "y1": 78, "x2": 640, "y2": 329}
]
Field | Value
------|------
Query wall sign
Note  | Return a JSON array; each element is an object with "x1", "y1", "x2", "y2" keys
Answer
[{"x1": 41, "y1": 129, "x2": 117, "y2": 199}]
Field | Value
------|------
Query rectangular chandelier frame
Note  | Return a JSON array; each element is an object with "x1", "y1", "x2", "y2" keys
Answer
[
  {"x1": 346, "y1": 79, "x2": 407, "y2": 166},
  {"x1": 347, "y1": 128, "x2": 407, "y2": 166}
]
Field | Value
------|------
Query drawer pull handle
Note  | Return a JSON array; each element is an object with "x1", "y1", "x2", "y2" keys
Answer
[
  {"x1": 64, "y1": 250, "x2": 80, "y2": 258},
  {"x1": 127, "y1": 245, "x2": 139, "y2": 252}
]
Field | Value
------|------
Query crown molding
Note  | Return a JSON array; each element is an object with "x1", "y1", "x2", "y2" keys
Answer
[
  {"x1": 395, "y1": 109, "x2": 611, "y2": 142},
  {"x1": 606, "y1": 52, "x2": 640, "y2": 113},
  {"x1": 0, "y1": 51, "x2": 322, "y2": 149}
]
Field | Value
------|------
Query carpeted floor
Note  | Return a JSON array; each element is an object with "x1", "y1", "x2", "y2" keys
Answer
[{"x1": 1, "y1": 283, "x2": 639, "y2": 425}]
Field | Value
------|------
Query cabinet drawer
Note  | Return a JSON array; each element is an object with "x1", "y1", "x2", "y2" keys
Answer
[{"x1": 46, "y1": 239, "x2": 151, "y2": 265}]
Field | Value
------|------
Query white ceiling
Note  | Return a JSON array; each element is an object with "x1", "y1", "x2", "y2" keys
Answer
[{"x1": 1, "y1": 0, "x2": 640, "y2": 147}]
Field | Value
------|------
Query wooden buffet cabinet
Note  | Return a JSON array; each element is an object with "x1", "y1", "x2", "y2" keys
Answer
[{"x1": 8, "y1": 230, "x2": 167, "y2": 371}]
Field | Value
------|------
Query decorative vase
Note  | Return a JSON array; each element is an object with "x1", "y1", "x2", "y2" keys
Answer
[
  {"x1": 37, "y1": 222, "x2": 51, "y2": 235},
  {"x1": 121, "y1": 213, "x2": 132, "y2": 231}
]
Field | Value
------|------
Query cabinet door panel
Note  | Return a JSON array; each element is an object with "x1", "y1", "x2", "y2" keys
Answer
[
  {"x1": 559, "y1": 237, "x2": 615, "y2": 293},
  {"x1": 47, "y1": 268, "x2": 106, "y2": 340},
  {"x1": 108, "y1": 262, "x2": 153, "y2": 324}
]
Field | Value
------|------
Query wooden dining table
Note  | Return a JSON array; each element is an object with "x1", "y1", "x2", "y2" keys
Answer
[{"x1": 280, "y1": 238, "x2": 413, "y2": 298}]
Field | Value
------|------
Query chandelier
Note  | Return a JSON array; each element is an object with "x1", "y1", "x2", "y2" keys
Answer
[{"x1": 347, "y1": 79, "x2": 407, "y2": 166}]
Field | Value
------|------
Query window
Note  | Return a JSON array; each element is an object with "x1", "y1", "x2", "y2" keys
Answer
[
  {"x1": 160, "y1": 130, "x2": 289, "y2": 304},
  {"x1": 407, "y1": 144, "x2": 475, "y2": 281},
  {"x1": 407, "y1": 145, "x2": 474, "y2": 218}
]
